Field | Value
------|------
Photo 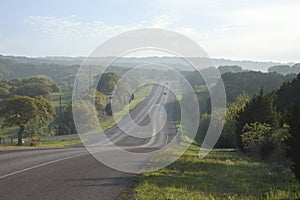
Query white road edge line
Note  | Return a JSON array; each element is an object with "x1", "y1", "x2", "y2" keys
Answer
[{"x1": 0, "y1": 152, "x2": 88, "y2": 179}]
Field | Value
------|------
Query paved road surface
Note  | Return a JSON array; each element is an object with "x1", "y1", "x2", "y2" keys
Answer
[{"x1": 0, "y1": 83, "x2": 178, "y2": 200}]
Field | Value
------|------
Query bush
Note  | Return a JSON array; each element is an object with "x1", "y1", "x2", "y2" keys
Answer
[
  {"x1": 58, "y1": 123, "x2": 70, "y2": 135},
  {"x1": 236, "y1": 88, "x2": 279, "y2": 150},
  {"x1": 241, "y1": 122, "x2": 290, "y2": 159},
  {"x1": 241, "y1": 122, "x2": 270, "y2": 154}
]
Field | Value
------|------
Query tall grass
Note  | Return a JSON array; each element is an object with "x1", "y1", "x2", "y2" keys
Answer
[{"x1": 133, "y1": 143, "x2": 300, "y2": 200}]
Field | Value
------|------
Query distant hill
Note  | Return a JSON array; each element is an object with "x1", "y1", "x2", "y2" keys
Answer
[
  {"x1": 268, "y1": 64, "x2": 300, "y2": 75},
  {"x1": 0, "y1": 55, "x2": 297, "y2": 92},
  {"x1": 1, "y1": 55, "x2": 292, "y2": 72},
  {"x1": 36, "y1": 56, "x2": 290, "y2": 72}
]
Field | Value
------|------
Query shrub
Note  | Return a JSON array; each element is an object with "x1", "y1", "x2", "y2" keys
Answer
[
  {"x1": 241, "y1": 122, "x2": 270, "y2": 154},
  {"x1": 241, "y1": 122, "x2": 290, "y2": 159}
]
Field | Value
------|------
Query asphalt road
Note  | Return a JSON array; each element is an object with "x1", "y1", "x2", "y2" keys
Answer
[{"x1": 0, "y1": 83, "x2": 178, "y2": 200}]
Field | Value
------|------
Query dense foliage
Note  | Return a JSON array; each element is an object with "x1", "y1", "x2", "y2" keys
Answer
[
  {"x1": 216, "y1": 93, "x2": 250, "y2": 148},
  {"x1": 218, "y1": 65, "x2": 243, "y2": 74},
  {"x1": 0, "y1": 95, "x2": 54, "y2": 145},
  {"x1": 0, "y1": 76, "x2": 59, "y2": 99},
  {"x1": 236, "y1": 88, "x2": 279, "y2": 150},
  {"x1": 286, "y1": 105, "x2": 300, "y2": 179},
  {"x1": 222, "y1": 71, "x2": 296, "y2": 102}
]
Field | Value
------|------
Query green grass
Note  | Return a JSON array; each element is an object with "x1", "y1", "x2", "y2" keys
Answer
[
  {"x1": 133, "y1": 143, "x2": 300, "y2": 200},
  {"x1": 129, "y1": 84, "x2": 153, "y2": 110},
  {"x1": 36, "y1": 138, "x2": 81, "y2": 147},
  {"x1": 0, "y1": 138, "x2": 81, "y2": 148},
  {"x1": 96, "y1": 84, "x2": 153, "y2": 132}
]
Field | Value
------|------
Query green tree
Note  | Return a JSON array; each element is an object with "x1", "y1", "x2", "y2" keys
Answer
[
  {"x1": 286, "y1": 105, "x2": 300, "y2": 179},
  {"x1": 96, "y1": 72, "x2": 120, "y2": 95},
  {"x1": 0, "y1": 95, "x2": 54, "y2": 145},
  {"x1": 95, "y1": 91, "x2": 107, "y2": 112},
  {"x1": 11, "y1": 82, "x2": 52, "y2": 98},
  {"x1": 216, "y1": 93, "x2": 250, "y2": 148},
  {"x1": 59, "y1": 101, "x2": 98, "y2": 135},
  {"x1": 275, "y1": 73, "x2": 300, "y2": 112},
  {"x1": 236, "y1": 88, "x2": 279, "y2": 150},
  {"x1": 241, "y1": 122, "x2": 272, "y2": 157},
  {"x1": 0, "y1": 77, "x2": 10, "y2": 98}
]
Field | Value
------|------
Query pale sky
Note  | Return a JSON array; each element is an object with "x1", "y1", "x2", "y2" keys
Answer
[{"x1": 0, "y1": 0, "x2": 299, "y2": 62}]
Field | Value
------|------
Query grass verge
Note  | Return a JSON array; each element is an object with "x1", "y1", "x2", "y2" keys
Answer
[
  {"x1": 96, "y1": 84, "x2": 153, "y2": 132},
  {"x1": 133, "y1": 143, "x2": 300, "y2": 200},
  {"x1": 0, "y1": 138, "x2": 81, "y2": 148},
  {"x1": 36, "y1": 138, "x2": 81, "y2": 148}
]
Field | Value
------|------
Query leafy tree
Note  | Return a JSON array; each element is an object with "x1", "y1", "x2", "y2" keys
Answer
[
  {"x1": 96, "y1": 72, "x2": 120, "y2": 95},
  {"x1": 216, "y1": 93, "x2": 250, "y2": 148},
  {"x1": 0, "y1": 95, "x2": 54, "y2": 145},
  {"x1": 11, "y1": 82, "x2": 52, "y2": 98},
  {"x1": 111, "y1": 77, "x2": 133, "y2": 112},
  {"x1": 0, "y1": 78, "x2": 10, "y2": 98},
  {"x1": 241, "y1": 122, "x2": 290, "y2": 159},
  {"x1": 241, "y1": 122, "x2": 271, "y2": 152},
  {"x1": 236, "y1": 88, "x2": 279, "y2": 150},
  {"x1": 286, "y1": 105, "x2": 300, "y2": 179},
  {"x1": 95, "y1": 91, "x2": 107, "y2": 112},
  {"x1": 59, "y1": 101, "x2": 98, "y2": 135}
]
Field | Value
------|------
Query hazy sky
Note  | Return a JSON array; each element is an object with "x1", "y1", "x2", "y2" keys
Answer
[{"x1": 1, "y1": 0, "x2": 299, "y2": 62}]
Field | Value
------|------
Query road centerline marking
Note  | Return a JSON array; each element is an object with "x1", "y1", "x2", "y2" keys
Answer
[{"x1": 0, "y1": 152, "x2": 88, "y2": 179}]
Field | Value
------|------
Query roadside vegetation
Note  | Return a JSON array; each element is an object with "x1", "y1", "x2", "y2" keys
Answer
[
  {"x1": 97, "y1": 84, "x2": 153, "y2": 131},
  {"x1": 1, "y1": 56, "x2": 300, "y2": 199},
  {"x1": 132, "y1": 70, "x2": 300, "y2": 199},
  {"x1": 0, "y1": 138, "x2": 81, "y2": 148},
  {"x1": 133, "y1": 143, "x2": 300, "y2": 200},
  {"x1": 0, "y1": 70, "x2": 153, "y2": 147}
]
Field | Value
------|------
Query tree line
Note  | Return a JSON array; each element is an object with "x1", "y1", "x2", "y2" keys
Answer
[
  {"x1": 0, "y1": 71, "x2": 132, "y2": 144},
  {"x1": 194, "y1": 72, "x2": 300, "y2": 180}
]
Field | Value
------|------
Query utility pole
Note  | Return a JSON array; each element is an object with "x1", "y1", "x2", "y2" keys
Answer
[
  {"x1": 59, "y1": 95, "x2": 62, "y2": 118},
  {"x1": 57, "y1": 95, "x2": 62, "y2": 136},
  {"x1": 89, "y1": 66, "x2": 92, "y2": 88}
]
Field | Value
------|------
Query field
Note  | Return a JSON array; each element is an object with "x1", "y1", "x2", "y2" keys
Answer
[{"x1": 132, "y1": 143, "x2": 300, "y2": 200}]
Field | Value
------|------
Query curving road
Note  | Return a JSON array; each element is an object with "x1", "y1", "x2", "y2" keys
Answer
[{"x1": 0, "y1": 83, "x2": 179, "y2": 200}]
